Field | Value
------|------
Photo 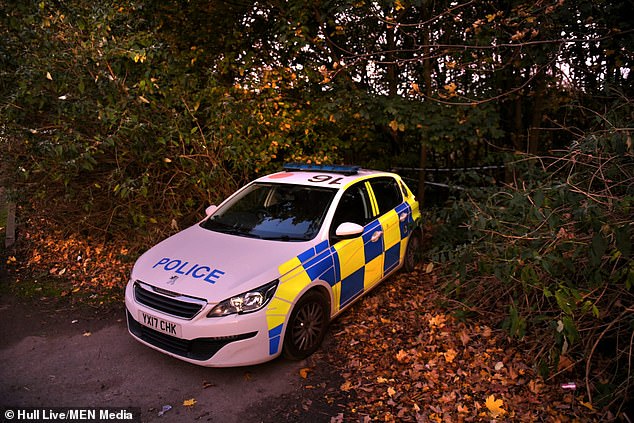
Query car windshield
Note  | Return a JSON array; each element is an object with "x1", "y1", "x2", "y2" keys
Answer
[{"x1": 201, "y1": 183, "x2": 337, "y2": 241}]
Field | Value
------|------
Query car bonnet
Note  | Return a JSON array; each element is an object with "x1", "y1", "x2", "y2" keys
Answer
[{"x1": 130, "y1": 223, "x2": 316, "y2": 302}]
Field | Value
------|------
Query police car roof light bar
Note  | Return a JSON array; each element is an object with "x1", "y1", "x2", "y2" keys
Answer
[{"x1": 283, "y1": 163, "x2": 360, "y2": 176}]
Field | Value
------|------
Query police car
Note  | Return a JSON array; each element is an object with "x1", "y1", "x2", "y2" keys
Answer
[{"x1": 125, "y1": 163, "x2": 421, "y2": 366}]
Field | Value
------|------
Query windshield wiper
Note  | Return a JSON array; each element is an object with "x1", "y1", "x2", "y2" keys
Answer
[
  {"x1": 203, "y1": 221, "x2": 263, "y2": 239},
  {"x1": 261, "y1": 235, "x2": 307, "y2": 241}
]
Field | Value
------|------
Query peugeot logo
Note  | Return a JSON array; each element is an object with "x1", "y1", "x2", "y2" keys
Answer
[{"x1": 167, "y1": 275, "x2": 179, "y2": 285}]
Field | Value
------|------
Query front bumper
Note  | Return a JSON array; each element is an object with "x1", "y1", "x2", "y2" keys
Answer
[{"x1": 124, "y1": 281, "x2": 279, "y2": 367}]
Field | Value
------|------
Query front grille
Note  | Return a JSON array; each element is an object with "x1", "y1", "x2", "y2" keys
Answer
[
  {"x1": 134, "y1": 281, "x2": 206, "y2": 319},
  {"x1": 127, "y1": 311, "x2": 257, "y2": 361}
]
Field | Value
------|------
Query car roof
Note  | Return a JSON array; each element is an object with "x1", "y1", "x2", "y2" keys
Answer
[{"x1": 254, "y1": 167, "x2": 396, "y2": 190}]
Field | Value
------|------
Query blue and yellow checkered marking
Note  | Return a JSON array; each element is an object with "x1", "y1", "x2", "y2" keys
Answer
[
  {"x1": 268, "y1": 323, "x2": 284, "y2": 355},
  {"x1": 265, "y1": 199, "x2": 419, "y2": 356}
]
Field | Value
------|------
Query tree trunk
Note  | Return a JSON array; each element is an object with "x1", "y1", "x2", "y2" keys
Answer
[{"x1": 417, "y1": 5, "x2": 432, "y2": 205}]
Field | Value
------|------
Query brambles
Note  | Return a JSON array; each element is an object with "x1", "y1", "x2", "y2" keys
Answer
[{"x1": 428, "y1": 128, "x2": 633, "y2": 416}]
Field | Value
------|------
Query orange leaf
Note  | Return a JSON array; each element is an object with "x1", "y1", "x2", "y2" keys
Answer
[
  {"x1": 444, "y1": 348, "x2": 458, "y2": 363},
  {"x1": 395, "y1": 349, "x2": 408, "y2": 362},
  {"x1": 485, "y1": 395, "x2": 506, "y2": 417},
  {"x1": 183, "y1": 398, "x2": 197, "y2": 407},
  {"x1": 299, "y1": 367, "x2": 311, "y2": 379}
]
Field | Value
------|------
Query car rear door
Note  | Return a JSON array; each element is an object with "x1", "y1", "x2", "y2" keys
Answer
[{"x1": 367, "y1": 176, "x2": 410, "y2": 276}]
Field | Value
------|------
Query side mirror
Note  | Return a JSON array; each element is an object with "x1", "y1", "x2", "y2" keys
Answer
[
  {"x1": 335, "y1": 222, "x2": 364, "y2": 238},
  {"x1": 205, "y1": 205, "x2": 218, "y2": 216}
]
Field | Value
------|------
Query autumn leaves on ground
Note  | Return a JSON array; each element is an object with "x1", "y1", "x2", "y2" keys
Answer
[
  {"x1": 322, "y1": 271, "x2": 599, "y2": 422},
  {"x1": 4, "y1": 217, "x2": 599, "y2": 422}
]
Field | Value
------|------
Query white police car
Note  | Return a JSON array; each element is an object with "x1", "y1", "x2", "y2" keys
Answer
[{"x1": 125, "y1": 164, "x2": 421, "y2": 366}]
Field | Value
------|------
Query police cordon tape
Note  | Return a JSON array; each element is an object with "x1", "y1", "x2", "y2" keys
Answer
[{"x1": 391, "y1": 165, "x2": 506, "y2": 172}]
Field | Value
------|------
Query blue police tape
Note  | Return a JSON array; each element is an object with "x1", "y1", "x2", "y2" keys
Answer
[{"x1": 153, "y1": 257, "x2": 225, "y2": 283}]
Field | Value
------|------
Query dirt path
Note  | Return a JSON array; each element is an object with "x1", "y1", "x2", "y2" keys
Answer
[{"x1": 0, "y1": 297, "x2": 345, "y2": 422}]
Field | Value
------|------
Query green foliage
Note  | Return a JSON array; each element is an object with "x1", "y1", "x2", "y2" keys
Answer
[
  {"x1": 428, "y1": 120, "x2": 633, "y2": 406},
  {"x1": 0, "y1": 0, "x2": 632, "y2": 413}
]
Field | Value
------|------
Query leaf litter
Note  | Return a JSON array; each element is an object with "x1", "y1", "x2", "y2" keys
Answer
[
  {"x1": 322, "y1": 268, "x2": 601, "y2": 422},
  {"x1": 7, "y1": 216, "x2": 605, "y2": 421}
]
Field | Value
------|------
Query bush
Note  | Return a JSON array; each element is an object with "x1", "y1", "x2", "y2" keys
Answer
[{"x1": 428, "y1": 129, "x2": 633, "y2": 413}]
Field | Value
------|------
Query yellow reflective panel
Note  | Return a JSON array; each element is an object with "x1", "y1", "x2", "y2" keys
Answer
[
  {"x1": 334, "y1": 237, "x2": 365, "y2": 279},
  {"x1": 266, "y1": 314, "x2": 286, "y2": 331},
  {"x1": 266, "y1": 297, "x2": 292, "y2": 316},
  {"x1": 364, "y1": 254, "x2": 384, "y2": 290},
  {"x1": 331, "y1": 282, "x2": 342, "y2": 313},
  {"x1": 379, "y1": 209, "x2": 401, "y2": 250},
  {"x1": 365, "y1": 181, "x2": 379, "y2": 216}
]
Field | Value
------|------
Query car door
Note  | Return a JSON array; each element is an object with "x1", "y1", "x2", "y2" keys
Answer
[
  {"x1": 367, "y1": 177, "x2": 409, "y2": 277},
  {"x1": 329, "y1": 181, "x2": 380, "y2": 310}
]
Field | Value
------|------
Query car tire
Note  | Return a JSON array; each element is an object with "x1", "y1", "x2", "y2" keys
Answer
[
  {"x1": 283, "y1": 291, "x2": 330, "y2": 361},
  {"x1": 403, "y1": 229, "x2": 422, "y2": 272}
]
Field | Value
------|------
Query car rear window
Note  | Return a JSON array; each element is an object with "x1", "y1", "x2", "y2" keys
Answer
[{"x1": 369, "y1": 177, "x2": 403, "y2": 214}]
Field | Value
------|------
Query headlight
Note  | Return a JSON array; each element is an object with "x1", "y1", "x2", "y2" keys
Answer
[{"x1": 207, "y1": 280, "x2": 278, "y2": 317}]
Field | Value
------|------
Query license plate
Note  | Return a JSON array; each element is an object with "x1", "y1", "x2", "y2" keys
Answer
[{"x1": 138, "y1": 311, "x2": 182, "y2": 337}]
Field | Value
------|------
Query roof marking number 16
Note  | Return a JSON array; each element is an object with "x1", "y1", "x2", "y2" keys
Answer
[{"x1": 307, "y1": 175, "x2": 343, "y2": 185}]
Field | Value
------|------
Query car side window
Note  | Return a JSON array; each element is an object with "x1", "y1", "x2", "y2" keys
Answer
[
  {"x1": 330, "y1": 182, "x2": 372, "y2": 236},
  {"x1": 369, "y1": 177, "x2": 403, "y2": 215}
]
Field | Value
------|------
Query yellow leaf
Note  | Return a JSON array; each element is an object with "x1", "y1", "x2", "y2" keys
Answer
[
  {"x1": 429, "y1": 314, "x2": 447, "y2": 327},
  {"x1": 377, "y1": 376, "x2": 388, "y2": 383},
  {"x1": 299, "y1": 367, "x2": 311, "y2": 379},
  {"x1": 163, "y1": 157, "x2": 172, "y2": 163},
  {"x1": 388, "y1": 120, "x2": 400, "y2": 132},
  {"x1": 387, "y1": 387, "x2": 396, "y2": 397},
  {"x1": 425, "y1": 262, "x2": 434, "y2": 273},
  {"x1": 580, "y1": 401, "x2": 593, "y2": 411},
  {"x1": 183, "y1": 398, "x2": 197, "y2": 407},
  {"x1": 485, "y1": 395, "x2": 506, "y2": 417},
  {"x1": 444, "y1": 348, "x2": 458, "y2": 363},
  {"x1": 46, "y1": 72, "x2": 53, "y2": 80}
]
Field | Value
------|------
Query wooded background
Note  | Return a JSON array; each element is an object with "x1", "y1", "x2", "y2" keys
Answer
[
  {"x1": 1, "y1": 0, "x2": 633, "y2": 416},
  {"x1": 2, "y1": 0, "x2": 631, "y2": 231}
]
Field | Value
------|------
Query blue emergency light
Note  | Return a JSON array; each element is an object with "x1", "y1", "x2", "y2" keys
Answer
[{"x1": 283, "y1": 163, "x2": 360, "y2": 175}]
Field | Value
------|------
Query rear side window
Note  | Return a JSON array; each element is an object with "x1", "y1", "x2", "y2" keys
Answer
[{"x1": 369, "y1": 177, "x2": 403, "y2": 215}]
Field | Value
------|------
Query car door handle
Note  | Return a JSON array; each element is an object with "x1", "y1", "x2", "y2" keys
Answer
[
  {"x1": 399, "y1": 212, "x2": 408, "y2": 222},
  {"x1": 370, "y1": 231, "x2": 383, "y2": 242}
]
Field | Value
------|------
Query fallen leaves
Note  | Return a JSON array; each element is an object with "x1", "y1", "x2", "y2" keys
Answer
[
  {"x1": 326, "y1": 269, "x2": 600, "y2": 422},
  {"x1": 9, "y1": 216, "x2": 134, "y2": 304},
  {"x1": 485, "y1": 394, "x2": 506, "y2": 418},
  {"x1": 182, "y1": 398, "x2": 197, "y2": 407},
  {"x1": 299, "y1": 367, "x2": 312, "y2": 379}
]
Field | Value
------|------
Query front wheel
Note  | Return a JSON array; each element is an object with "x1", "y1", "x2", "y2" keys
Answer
[{"x1": 283, "y1": 291, "x2": 329, "y2": 360}]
